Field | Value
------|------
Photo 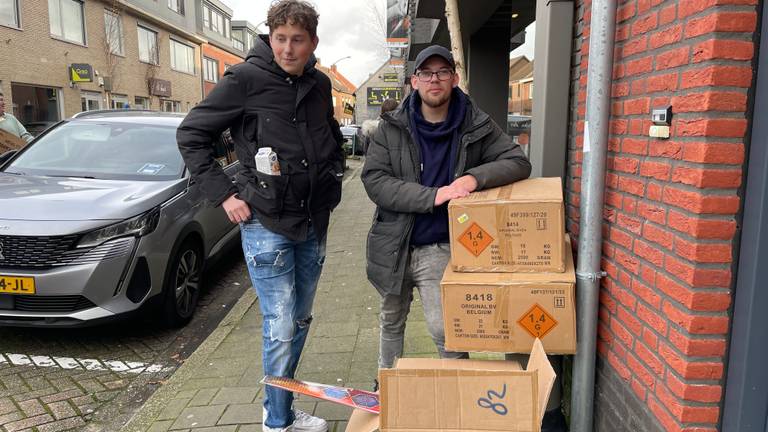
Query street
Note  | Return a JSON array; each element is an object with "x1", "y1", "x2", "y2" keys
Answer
[{"x1": 0, "y1": 245, "x2": 251, "y2": 432}]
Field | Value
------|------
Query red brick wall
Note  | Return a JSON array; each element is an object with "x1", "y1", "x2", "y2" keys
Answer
[
  {"x1": 566, "y1": 1, "x2": 758, "y2": 430},
  {"x1": 202, "y1": 44, "x2": 245, "y2": 98}
]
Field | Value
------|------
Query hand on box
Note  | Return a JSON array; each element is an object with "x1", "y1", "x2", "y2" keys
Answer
[
  {"x1": 450, "y1": 175, "x2": 478, "y2": 195},
  {"x1": 435, "y1": 184, "x2": 470, "y2": 206}
]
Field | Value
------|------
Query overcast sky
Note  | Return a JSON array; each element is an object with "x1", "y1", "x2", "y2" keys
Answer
[
  {"x1": 223, "y1": 1, "x2": 536, "y2": 87},
  {"x1": 224, "y1": 0, "x2": 390, "y2": 87}
]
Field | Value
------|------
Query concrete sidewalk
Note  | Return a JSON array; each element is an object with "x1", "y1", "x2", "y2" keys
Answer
[{"x1": 124, "y1": 159, "x2": 438, "y2": 432}]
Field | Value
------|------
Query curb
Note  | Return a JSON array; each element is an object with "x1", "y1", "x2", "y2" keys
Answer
[{"x1": 122, "y1": 288, "x2": 257, "y2": 432}]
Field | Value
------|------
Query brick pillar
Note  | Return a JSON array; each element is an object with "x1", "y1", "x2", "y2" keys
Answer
[{"x1": 566, "y1": 0, "x2": 757, "y2": 430}]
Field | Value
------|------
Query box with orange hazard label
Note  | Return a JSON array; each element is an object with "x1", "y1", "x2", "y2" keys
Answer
[
  {"x1": 448, "y1": 177, "x2": 565, "y2": 273},
  {"x1": 441, "y1": 236, "x2": 576, "y2": 354}
]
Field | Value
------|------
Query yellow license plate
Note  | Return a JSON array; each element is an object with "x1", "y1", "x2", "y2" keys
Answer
[{"x1": 0, "y1": 276, "x2": 35, "y2": 295}]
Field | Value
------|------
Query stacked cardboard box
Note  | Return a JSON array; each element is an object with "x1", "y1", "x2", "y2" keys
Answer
[
  {"x1": 442, "y1": 177, "x2": 577, "y2": 355},
  {"x1": 345, "y1": 179, "x2": 574, "y2": 432},
  {"x1": 347, "y1": 339, "x2": 556, "y2": 432}
]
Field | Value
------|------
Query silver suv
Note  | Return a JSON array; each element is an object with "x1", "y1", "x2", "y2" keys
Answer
[{"x1": 0, "y1": 110, "x2": 241, "y2": 327}]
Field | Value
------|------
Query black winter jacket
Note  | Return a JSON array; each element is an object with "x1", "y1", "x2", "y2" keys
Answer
[
  {"x1": 361, "y1": 93, "x2": 532, "y2": 296},
  {"x1": 177, "y1": 35, "x2": 345, "y2": 242}
]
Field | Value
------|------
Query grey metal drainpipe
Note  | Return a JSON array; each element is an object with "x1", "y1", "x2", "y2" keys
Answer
[{"x1": 570, "y1": 0, "x2": 618, "y2": 431}]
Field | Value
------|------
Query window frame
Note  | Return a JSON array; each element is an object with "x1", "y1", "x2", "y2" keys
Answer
[
  {"x1": 167, "y1": 0, "x2": 184, "y2": 15},
  {"x1": 203, "y1": 57, "x2": 219, "y2": 83},
  {"x1": 137, "y1": 25, "x2": 159, "y2": 65},
  {"x1": 0, "y1": 0, "x2": 20, "y2": 29},
  {"x1": 170, "y1": 38, "x2": 195, "y2": 75},
  {"x1": 161, "y1": 99, "x2": 181, "y2": 113},
  {"x1": 48, "y1": 0, "x2": 86, "y2": 46},
  {"x1": 103, "y1": 9, "x2": 124, "y2": 56},
  {"x1": 134, "y1": 96, "x2": 151, "y2": 110}
]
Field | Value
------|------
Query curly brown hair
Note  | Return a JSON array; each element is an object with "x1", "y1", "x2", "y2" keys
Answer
[{"x1": 267, "y1": 0, "x2": 319, "y2": 39}]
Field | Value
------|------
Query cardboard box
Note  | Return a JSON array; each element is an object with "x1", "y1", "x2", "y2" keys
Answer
[
  {"x1": 441, "y1": 236, "x2": 576, "y2": 354},
  {"x1": 345, "y1": 339, "x2": 556, "y2": 432},
  {"x1": 448, "y1": 178, "x2": 565, "y2": 273},
  {"x1": 0, "y1": 129, "x2": 25, "y2": 152}
]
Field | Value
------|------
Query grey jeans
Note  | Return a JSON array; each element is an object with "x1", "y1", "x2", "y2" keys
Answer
[{"x1": 378, "y1": 243, "x2": 469, "y2": 368}]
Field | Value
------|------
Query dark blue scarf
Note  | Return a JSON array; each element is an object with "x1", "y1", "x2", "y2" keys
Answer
[{"x1": 408, "y1": 88, "x2": 467, "y2": 246}]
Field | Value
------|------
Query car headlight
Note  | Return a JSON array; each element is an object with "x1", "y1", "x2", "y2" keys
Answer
[{"x1": 77, "y1": 207, "x2": 161, "y2": 248}]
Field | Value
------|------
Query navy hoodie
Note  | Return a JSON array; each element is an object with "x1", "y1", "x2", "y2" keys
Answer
[{"x1": 409, "y1": 88, "x2": 467, "y2": 246}]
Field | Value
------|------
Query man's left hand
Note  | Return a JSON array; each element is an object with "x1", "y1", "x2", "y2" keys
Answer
[{"x1": 450, "y1": 175, "x2": 478, "y2": 195}]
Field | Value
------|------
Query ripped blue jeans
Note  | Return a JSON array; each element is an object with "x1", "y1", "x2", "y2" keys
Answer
[{"x1": 240, "y1": 217, "x2": 326, "y2": 429}]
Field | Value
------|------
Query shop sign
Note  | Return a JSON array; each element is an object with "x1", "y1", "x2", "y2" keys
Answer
[
  {"x1": 70, "y1": 64, "x2": 93, "y2": 83},
  {"x1": 343, "y1": 102, "x2": 354, "y2": 116},
  {"x1": 150, "y1": 79, "x2": 172, "y2": 97},
  {"x1": 382, "y1": 73, "x2": 399, "y2": 83},
  {"x1": 367, "y1": 87, "x2": 402, "y2": 106}
]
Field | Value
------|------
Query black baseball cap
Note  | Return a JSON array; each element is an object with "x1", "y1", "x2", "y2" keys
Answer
[{"x1": 413, "y1": 45, "x2": 455, "y2": 71}]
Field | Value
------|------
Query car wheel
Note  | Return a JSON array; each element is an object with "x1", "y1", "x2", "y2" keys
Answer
[{"x1": 162, "y1": 239, "x2": 203, "y2": 327}]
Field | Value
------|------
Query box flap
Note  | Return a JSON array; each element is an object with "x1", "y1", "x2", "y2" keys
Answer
[
  {"x1": 346, "y1": 409, "x2": 379, "y2": 432},
  {"x1": 449, "y1": 177, "x2": 563, "y2": 206},
  {"x1": 442, "y1": 235, "x2": 574, "y2": 285},
  {"x1": 394, "y1": 357, "x2": 522, "y2": 371},
  {"x1": 527, "y1": 339, "x2": 557, "y2": 422}
]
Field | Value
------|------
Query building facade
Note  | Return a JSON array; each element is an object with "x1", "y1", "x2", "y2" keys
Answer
[
  {"x1": 567, "y1": 1, "x2": 759, "y2": 430},
  {"x1": 197, "y1": 0, "x2": 245, "y2": 97},
  {"x1": 316, "y1": 63, "x2": 356, "y2": 126},
  {"x1": 508, "y1": 56, "x2": 533, "y2": 116},
  {"x1": 0, "y1": 0, "x2": 204, "y2": 129},
  {"x1": 354, "y1": 60, "x2": 405, "y2": 124}
]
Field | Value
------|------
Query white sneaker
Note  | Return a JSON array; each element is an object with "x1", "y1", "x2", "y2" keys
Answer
[
  {"x1": 263, "y1": 407, "x2": 327, "y2": 432},
  {"x1": 263, "y1": 407, "x2": 293, "y2": 432},
  {"x1": 292, "y1": 408, "x2": 328, "y2": 432}
]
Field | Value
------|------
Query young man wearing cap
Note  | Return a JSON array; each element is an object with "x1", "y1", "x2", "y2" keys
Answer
[{"x1": 361, "y1": 45, "x2": 531, "y2": 368}]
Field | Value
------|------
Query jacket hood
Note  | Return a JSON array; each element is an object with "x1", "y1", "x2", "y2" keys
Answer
[
  {"x1": 245, "y1": 34, "x2": 318, "y2": 77},
  {"x1": 382, "y1": 88, "x2": 489, "y2": 133}
]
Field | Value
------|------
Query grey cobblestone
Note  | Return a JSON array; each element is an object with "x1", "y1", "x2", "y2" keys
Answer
[
  {"x1": 35, "y1": 416, "x2": 87, "y2": 432},
  {"x1": 3, "y1": 413, "x2": 54, "y2": 432},
  {"x1": 47, "y1": 400, "x2": 77, "y2": 420}
]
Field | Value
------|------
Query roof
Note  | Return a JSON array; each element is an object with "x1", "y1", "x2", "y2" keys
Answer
[
  {"x1": 316, "y1": 64, "x2": 355, "y2": 94},
  {"x1": 509, "y1": 58, "x2": 534, "y2": 82},
  {"x1": 70, "y1": 110, "x2": 185, "y2": 126}
]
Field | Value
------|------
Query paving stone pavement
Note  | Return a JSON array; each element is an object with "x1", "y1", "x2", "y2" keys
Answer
[
  {"x1": 0, "y1": 247, "x2": 251, "y2": 432},
  {"x1": 125, "y1": 159, "x2": 441, "y2": 432}
]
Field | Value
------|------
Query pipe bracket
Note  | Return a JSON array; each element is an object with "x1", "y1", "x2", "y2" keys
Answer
[{"x1": 575, "y1": 270, "x2": 607, "y2": 282}]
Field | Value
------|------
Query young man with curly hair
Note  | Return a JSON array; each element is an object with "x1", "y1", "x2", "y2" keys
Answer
[{"x1": 177, "y1": 1, "x2": 343, "y2": 430}]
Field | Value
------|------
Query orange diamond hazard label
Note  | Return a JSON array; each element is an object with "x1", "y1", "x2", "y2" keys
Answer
[
  {"x1": 458, "y1": 222, "x2": 494, "y2": 257},
  {"x1": 518, "y1": 304, "x2": 558, "y2": 339}
]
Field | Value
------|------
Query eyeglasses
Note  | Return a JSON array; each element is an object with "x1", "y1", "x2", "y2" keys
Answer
[{"x1": 415, "y1": 69, "x2": 454, "y2": 82}]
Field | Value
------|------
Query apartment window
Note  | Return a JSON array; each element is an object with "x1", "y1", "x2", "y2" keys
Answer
[
  {"x1": 529, "y1": 83, "x2": 534, "y2": 99},
  {"x1": 104, "y1": 10, "x2": 124, "y2": 56},
  {"x1": 202, "y1": 2, "x2": 230, "y2": 38},
  {"x1": 138, "y1": 25, "x2": 158, "y2": 64},
  {"x1": 204, "y1": 57, "x2": 218, "y2": 83},
  {"x1": 170, "y1": 39, "x2": 194, "y2": 74},
  {"x1": 167, "y1": 0, "x2": 184, "y2": 15},
  {"x1": 110, "y1": 94, "x2": 129, "y2": 109},
  {"x1": 80, "y1": 91, "x2": 102, "y2": 112},
  {"x1": 0, "y1": 0, "x2": 20, "y2": 28},
  {"x1": 48, "y1": 0, "x2": 85, "y2": 45},
  {"x1": 134, "y1": 96, "x2": 150, "y2": 110},
  {"x1": 161, "y1": 99, "x2": 181, "y2": 113},
  {"x1": 232, "y1": 29, "x2": 244, "y2": 50}
]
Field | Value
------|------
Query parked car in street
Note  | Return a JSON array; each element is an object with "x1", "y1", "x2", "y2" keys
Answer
[
  {"x1": 340, "y1": 125, "x2": 363, "y2": 156},
  {"x1": 0, "y1": 110, "x2": 241, "y2": 327}
]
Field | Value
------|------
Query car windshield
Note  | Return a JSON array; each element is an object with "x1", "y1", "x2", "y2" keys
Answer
[{"x1": 4, "y1": 120, "x2": 184, "y2": 181}]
